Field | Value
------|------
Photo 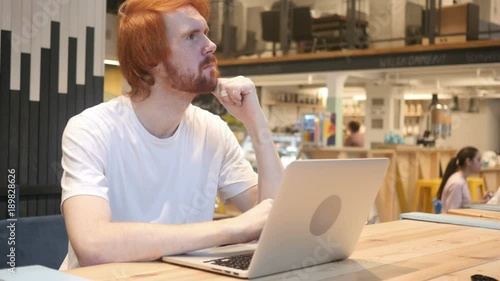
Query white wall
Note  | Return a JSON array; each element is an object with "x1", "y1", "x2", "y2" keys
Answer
[
  {"x1": 369, "y1": 0, "x2": 405, "y2": 48},
  {"x1": 105, "y1": 13, "x2": 118, "y2": 60},
  {"x1": 437, "y1": 99, "x2": 500, "y2": 152}
]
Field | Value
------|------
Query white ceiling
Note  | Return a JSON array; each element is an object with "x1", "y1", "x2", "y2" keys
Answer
[{"x1": 247, "y1": 63, "x2": 500, "y2": 99}]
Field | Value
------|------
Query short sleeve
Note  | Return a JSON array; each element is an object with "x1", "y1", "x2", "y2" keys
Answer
[
  {"x1": 442, "y1": 183, "x2": 462, "y2": 212},
  {"x1": 217, "y1": 124, "x2": 258, "y2": 202},
  {"x1": 60, "y1": 116, "x2": 110, "y2": 207}
]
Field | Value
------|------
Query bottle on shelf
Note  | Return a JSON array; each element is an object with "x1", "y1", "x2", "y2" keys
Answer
[{"x1": 427, "y1": 93, "x2": 451, "y2": 139}]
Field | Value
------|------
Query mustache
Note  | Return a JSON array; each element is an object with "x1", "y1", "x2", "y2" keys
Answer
[{"x1": 200, "y1": 55, "x2": 218, "y2": 69}]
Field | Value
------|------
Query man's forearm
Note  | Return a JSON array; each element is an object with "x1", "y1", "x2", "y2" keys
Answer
[
  {"x1": 76, "y1": 219, "x2": 232, "y2": 266},
  {"x1": 244, "y1": 115, "x2": 284, "y2": 202}
]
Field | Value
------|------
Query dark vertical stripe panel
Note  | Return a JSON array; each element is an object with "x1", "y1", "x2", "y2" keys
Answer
[
  {"x1": 38, "y1": 48, "x2": 50, "y2": 184},
  {"x1": 19, "y1": 53, "x2": 31, "y2": 185},
  {"x1": 67, "y1": 37, "x2": 77, "y2": 120},
  {"x1": 57, "y1": 94, "x2": 67, "y2": 177},
  {"x1": 27, "y1": 197, "x2": 37, "y2": 216},
  {"x1": 84, "y1": 27, "x2": 95, "y2": 109},
  {"x1": 48, "y1": 22, "x2": 60, "y2": 184},
  {"x1": 19, "y1": 199, "x2": 27, "y2": 217},
  {"x1": 94, "y1": 76, "x2": 104, "y2": 106},
  {"x1": 1, "y1": 31, "x2": 12, "y2": 187},
  {"x1": 76, "y1": 85, "x2": 85, "y2": 114},
  {"x1": 8, "y1": 91, "x2": 20, "y2": 180},
  {"x1": 28, "y1": 102, "x2": 39, "y2": 184}
]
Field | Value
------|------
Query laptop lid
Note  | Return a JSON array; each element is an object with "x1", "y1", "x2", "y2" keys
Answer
[{"x1": 163, "y1": 158, "x2": 389, "y2": 279}]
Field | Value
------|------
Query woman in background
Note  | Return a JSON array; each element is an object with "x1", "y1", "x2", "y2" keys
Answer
[
  {"x1": 437, "y1": 146, "x2": 482, "y2": 213},
  {"x1": 344, "y1": 121, "x2": 364, "y2": 147}
]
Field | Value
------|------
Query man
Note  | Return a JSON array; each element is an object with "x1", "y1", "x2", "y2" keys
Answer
[{"x1": 60, "y1": 0, "x2": 283, "y2": 269}]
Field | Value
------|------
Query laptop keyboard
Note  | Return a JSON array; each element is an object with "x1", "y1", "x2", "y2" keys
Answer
[{"x1": 203, "y1": 253, "x2": 253, "y2": 270}]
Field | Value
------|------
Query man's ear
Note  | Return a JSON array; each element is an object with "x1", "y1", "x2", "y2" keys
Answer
[{"x1": 153, "y1": 62, "x2": 164, "y2": 75}]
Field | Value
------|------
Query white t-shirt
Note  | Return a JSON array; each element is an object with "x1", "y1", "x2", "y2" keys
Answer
[
  {"x1": 59, "y1": 95, "x2": 257, "y2": 269},
  {"x1": 441, "y1": 172, "x2": 471, "y2": 213}
]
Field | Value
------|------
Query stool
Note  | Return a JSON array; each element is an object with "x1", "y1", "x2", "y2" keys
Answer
[
  {"x1": 413, "y1": 179, "x2": 442, "y2": 213},
  {"x1": 467, "y1": 177, "x2": 486, "y2": 202}
]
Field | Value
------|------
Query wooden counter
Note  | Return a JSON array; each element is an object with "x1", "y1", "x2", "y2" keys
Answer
[
  {"x1": 299, "y1": 146, "x2": 457, "y2": 222},
  {"x1": 65, "y1": 220, "x2": 500, "y2": 280},
  {"x1": 481, "y1": 166, "x2": 500, "y2": 193}
]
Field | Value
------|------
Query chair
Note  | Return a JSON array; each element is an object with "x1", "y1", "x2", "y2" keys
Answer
[
  {"x1": 413, "y1": 178, "x2": 441, "y2": 213},
  {"x1": 291, "y1": 7, "x2": 325, "y2": 53},
  {"x1": 0, "y1": 215, "x2": 68, "y2": 269},
  {"x1": 467, "y1": 177, "x2": 486, "y2": 202},
  {"x1": 260, "y1": 10, "x2": 280, "y2": 56}
]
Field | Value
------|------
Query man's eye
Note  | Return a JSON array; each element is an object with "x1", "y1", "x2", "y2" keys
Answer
[{"x1": 187, "y1": 34, "x2": 195, "y2": 40}]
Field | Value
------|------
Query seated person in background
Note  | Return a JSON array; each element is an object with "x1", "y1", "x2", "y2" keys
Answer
[
  {"x1": 436, "y1": 146, "x2": 481, "y2": 213},
  {"x1": 344, "y1": 121, "x2": 364, "y2": 147},
  {"x1": 59, "y1": 0, "x2": 283, "y2": 269}
]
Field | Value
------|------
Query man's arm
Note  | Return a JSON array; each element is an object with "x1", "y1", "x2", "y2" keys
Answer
[
  {"x1": 63, "y1": 195, "x2": 272, "y2": 266},
  {"x1": 214, "y1": 76, "x2": 284, "y2": 204}
]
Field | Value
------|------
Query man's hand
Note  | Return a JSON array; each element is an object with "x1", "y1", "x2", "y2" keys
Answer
[
  {"x1": 223, "y1": 198, "x2": 274, "y2": 244},
  {"x1": 212, "y1": 76, "x2": 265, "y2": 126}
]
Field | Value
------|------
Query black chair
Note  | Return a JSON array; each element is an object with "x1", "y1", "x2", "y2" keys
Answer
[
  {"x1": 291, "y1": 7, "x2": 327, "y2": 53},
  {"x1": 0, "y1": 215, "x2": 68, "y2": 269},
  {"x1": 260, "y1": 10, "x2": 280, "y2": 56}
]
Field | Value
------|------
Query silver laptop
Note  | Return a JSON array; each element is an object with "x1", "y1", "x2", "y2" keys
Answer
[{"x1": 163, "y1": 158, "x2": 389, "y2": 279}]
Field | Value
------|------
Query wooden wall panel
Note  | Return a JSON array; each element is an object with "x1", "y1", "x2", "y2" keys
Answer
[
  {"x1": 76, "y1": 0, "x2": 86, "y2": 85},
  {"x1": 8, "y1": 89, "x2": 20, "y2": 176},
  {"x1": 10, "y1": 0, "x2": 22, "y2": 91},
  {"x1": 30, "y1": 0, "x2": 41, "y2": 102},
  {"x1": 19, "y1": 54, "x2": 30, "y2": 185},
  {"x1": 85, "y1": 27, "x2": 95, "y2": 109},
  {"x1": 58, "y1": 0, "x2": 69, "y2": 94},
  {"x1": 0, "y1": 0, "x2": 104, "y2": 219},
  {"x1": 28, "y1": 101, "x2": 39, "y2": 184},
  {"x1": 66, "y1": 37, "x2": 77, "y2": 120},
  {"x1": 38, "y1": 48, "x2": 49, "y2": 184},
  {"x1": 48, "y1": 21, "x2": 60, "y2": 184},
  {"x1": 1, "y1": 31, "x2": 12, "y2": 187}
]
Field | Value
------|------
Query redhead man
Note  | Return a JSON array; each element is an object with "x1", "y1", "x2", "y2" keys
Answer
[{"x1": 60, "y1": 0, "x2": 283, "y2": 269}]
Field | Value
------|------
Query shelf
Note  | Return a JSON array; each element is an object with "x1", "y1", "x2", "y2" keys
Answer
[
  {"x1": 404, "y1": 114, "x2": 423, "y2": 117},
  {"x1": 264, "y1": 101, "x2": 325, "y2": 110}
]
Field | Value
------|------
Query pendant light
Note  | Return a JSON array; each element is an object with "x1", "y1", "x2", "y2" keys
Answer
[
  {"x1": 449, "y1": 95, "x2": 461, "y2": 112},
  {"x1": 467, "y1": 97, "x2": 480, "y2": 113}
]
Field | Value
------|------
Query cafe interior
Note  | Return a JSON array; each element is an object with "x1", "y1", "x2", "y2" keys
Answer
[{"x1": 0, "y1": 0, "x2": 500, "y2": 279}]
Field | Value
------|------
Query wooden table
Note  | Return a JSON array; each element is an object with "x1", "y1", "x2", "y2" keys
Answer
[
  {"x1": 66, "y1": 220, "x2": 500, "y2": 280},
  {"x1": 447, "y1": 208, "x2": 500, "y2": 221}
]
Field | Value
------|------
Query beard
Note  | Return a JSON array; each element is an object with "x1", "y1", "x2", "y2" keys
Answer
[{"x1": 163, "y1": 55, "x2": 219, "y2": 95}]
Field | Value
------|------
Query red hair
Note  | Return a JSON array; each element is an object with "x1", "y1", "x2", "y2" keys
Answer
[{"x1": 117, "y1": 0, "x2": 210, "y2": 99}]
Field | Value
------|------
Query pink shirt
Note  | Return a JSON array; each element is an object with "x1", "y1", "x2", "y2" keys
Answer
[
  {"x1": 441, "y1": 172, "x2": 471, "y2": 213},
  {"x1": 344, "y1": 132, "x2": 364, "y2": 147}
]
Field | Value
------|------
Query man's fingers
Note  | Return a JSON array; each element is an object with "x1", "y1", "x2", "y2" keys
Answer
[{"x1": 220, "y1": 89, "x2": 228, "y2": 98}]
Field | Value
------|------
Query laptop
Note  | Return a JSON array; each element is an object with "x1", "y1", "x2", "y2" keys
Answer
[{"x1": 163, "y1": 158, "x2": 389, "y2": 279}]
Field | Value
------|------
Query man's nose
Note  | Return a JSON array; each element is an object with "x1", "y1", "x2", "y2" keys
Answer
[{"x1": 203, "y1": 36, "x2": 217, "y2": 55}]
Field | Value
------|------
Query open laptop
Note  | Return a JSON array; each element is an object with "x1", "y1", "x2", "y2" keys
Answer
[{"x1": 163, "y1": 158, "x2": 389, "y2": 279}]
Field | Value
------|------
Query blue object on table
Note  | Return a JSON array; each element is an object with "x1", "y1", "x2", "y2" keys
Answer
[{"x1": 432, "y1": 198, "x2": 442, "y2": 214}]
